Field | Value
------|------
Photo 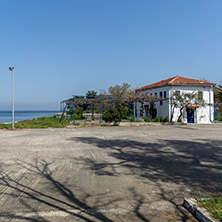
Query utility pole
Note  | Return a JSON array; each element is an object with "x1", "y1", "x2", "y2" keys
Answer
[{"x1": 9, "y1": 67, "x2": 15, "y2": 129}]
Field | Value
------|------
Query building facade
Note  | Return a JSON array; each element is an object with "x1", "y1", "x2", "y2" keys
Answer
[{"x1": 134, "y1": 76, "x2": 216, "y2": 124}]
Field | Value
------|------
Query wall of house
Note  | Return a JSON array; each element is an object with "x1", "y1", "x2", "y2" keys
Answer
[
  {"x1": 150, "y1": 86, "x2": 170, "y2": 118},
  {"x1": 170, "y1": 85, "x2": 214, "y2": 124},
  {"x1": 134, "y1": 86, "x2": 170, "y2": 119},
  {"x1": 134, "y1": 85, "x2": 214, "y2": 124}
]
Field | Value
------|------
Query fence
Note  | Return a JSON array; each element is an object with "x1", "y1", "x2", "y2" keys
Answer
[{"x1": 60, "y1": 95, "x2": 132, "y2": 125}]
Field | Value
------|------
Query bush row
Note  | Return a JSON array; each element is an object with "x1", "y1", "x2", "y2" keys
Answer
[{"x1": 102, "y1": 109, "x2": 170, "y2": 123}]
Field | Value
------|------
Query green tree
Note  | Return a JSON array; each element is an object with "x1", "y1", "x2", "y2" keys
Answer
[
  {"x1": 108, "y1": 83, "x2": 131, "y2": 98},
  {"x1": 214, "y1": 84, "x2": 222, "y2": 103},
  {"x1": 86, "y1": 90, "x2": 97, "y2": 97}
]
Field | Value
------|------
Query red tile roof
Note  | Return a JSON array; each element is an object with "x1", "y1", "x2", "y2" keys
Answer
[{"x1": 135, "y1": 75, "x2": 216, "y2": 91}]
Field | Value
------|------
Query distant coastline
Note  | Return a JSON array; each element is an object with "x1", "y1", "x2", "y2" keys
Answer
[{"x1": 0, "y1": 111, "x2": 59, "y2": 124}]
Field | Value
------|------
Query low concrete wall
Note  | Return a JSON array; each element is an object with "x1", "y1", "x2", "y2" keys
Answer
[{"x1": 119, "y1": 122, "x2": 162, "y2": 126}]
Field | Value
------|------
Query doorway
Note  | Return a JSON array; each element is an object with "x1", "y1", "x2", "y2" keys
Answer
[{"x1": 187, "y1": 108, "x2": 195, "y2": 123}]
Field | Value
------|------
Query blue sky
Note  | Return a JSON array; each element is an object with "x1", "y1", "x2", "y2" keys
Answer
[{"x1": 0, "y1": 0, "x2": 222, "y2": 110}]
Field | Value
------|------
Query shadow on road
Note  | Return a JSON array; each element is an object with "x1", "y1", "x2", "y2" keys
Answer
[
  {"x1": 72, "y1": 137, "x2": 222, "y2": 194},
  {"x1": 0, "y1": 159, "x2": 114, "y2": 222},
  {"x1": 1, "y1": 136, "x2": 221, "y2": 222}
]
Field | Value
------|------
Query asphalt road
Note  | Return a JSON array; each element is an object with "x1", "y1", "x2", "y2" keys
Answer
[{"x1": 0, "y1": 124, "x2": 222, "y2": 222}]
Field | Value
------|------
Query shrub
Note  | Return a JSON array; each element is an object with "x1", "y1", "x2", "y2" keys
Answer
[
  {"x1": 154, "y1": 116, "x2": 160, "y2": 122},
  {"x1": 69, "y1": 107, "x2": 85, "y2": 120},
  {"x1": 177, "y1": 118, "x2": 182, "y2": 122},
  {"x1": 129, "y1": 116, "x2": 135, "y2": 122},
  {"x1": 163, "y1": 116, "x2": 169, "y2": 122},
  {"x1": 102, "y1": 109, "x2": 122, "y2": 123},
  {"x1": 76, "y1": 107, "x2": 83, "y2": 117},
  {"x1": 135, "y1": 118, "x2": 144, "y2": 122},
  {"x1": 74, "y1": 114, "x2": 85, "y2": 120},
  {"x1": 68, "y1": 107, "x2": 83, "y2": 116},
  {"x1": 160, "y1": 117, "x2": 163, "y2": 122},
  {"x1": 144, "y1": 116, "x2": 152, "y2": 122},
  {"x1": 217, "y1": 114, "x2": 222, "y2": 121},
  {"x1": 118, "y1": 105, "x2": 128, "y2": 119}
]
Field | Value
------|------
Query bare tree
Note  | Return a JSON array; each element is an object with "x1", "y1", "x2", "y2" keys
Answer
[
  {"x1": 129, "y1": 91, "x2": 160, "y2": 119},
  {"x1": 102, "y1": 83, "x2": 162, "y2": 119},
  {"x1": 99, "y1": 89, "x2": 109, "y2": 96},
  {"x1": 170, "y1": 91, "x2": 206, "y2": 122}
]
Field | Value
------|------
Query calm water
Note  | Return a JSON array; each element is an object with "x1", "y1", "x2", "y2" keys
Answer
[{"x1": 0, "y1": 111, "x2": 59, "y2": 123}]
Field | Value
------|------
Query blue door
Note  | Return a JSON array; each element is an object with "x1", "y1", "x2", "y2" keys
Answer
[{"x1": 187, "y1": 108, "x2": 194, "y2": 123}]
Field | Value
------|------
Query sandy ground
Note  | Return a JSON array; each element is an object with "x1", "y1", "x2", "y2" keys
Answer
[{"x1": 0, "y1": 124, "x2": 222, "y2": 222}]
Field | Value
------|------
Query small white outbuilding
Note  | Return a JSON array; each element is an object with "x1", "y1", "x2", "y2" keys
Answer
[{"x1": 134, "y1": 75, "x2": 216, "y2": 124}]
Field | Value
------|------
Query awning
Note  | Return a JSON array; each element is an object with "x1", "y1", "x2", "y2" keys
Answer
[{"x1": 187, "y1": 105, "x2": 200, "y2": 108}]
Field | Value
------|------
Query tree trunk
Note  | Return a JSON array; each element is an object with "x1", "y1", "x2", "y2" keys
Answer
[
  {"x1": 170, "y1": 106, "x2": 175, "y2": 122},
  {"x1": 177, "y1": 107, "x2": 183, "y2": 122},
  {"x1": 141, "y1": 100, "x2": 145, "y2": 119}
]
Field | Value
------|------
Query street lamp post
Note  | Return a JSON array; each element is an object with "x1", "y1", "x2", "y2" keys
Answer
[{"x1": 9, "y1": 67, "x2": 14, "y2": 129}]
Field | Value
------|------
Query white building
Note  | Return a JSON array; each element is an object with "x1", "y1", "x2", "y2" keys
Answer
[{"x1": 134, "y1": 75, "x2": 216, "y2": 124}]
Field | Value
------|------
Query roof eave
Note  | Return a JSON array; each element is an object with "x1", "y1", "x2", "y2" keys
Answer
[
  {"x1": 170, "y1": 83, "x2": 216, "y2": 87},
  {"x1": 135, "y1": 84, "x2": 170, "y2": 91},
  {"x1": 135, "y1": 83, "x2": 216, "y2": 91}
]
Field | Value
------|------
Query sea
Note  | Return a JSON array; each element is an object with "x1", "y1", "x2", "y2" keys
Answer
[{"x1": 0, "y1": 111, "x2": 59, "y2": 124}]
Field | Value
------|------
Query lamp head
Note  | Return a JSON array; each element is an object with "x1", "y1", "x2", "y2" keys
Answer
[{"x1": 9, "y1": 67, "x2": 14, "y2": 71}]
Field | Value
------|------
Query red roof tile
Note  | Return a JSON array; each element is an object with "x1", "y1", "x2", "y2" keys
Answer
[{"x1": 135, "y1": 75, "x2": 216, "y2": 91}]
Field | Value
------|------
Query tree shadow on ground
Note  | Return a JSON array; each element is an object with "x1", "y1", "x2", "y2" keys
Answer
[
  {"x1": 64, "y1": 136, "x2": 222, "y2": 221},
  {"x1": 1, "y1": 136, "x2": 221, "y2": 222},
  {"x1": 0, "y1": 158, "x2": 192, "y2": 222},
  {"x1": 0, "y1": 159, "x2": 115, "y2": 222},
  {"x1": 72, "y1": 137, "x2": 222, "y2": 195}
]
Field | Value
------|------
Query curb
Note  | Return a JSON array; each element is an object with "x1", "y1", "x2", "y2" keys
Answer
[
  {"x1": 119, "y1": 122, "x2": 162, "y2": 126},
  {"x1": 183, "y1": 198, "x2": 220, "y2": 222}
]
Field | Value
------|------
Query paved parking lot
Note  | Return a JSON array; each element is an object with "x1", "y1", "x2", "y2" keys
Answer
[{"x1": 0, "y1": 124, "x2": 222, "y2": 221}]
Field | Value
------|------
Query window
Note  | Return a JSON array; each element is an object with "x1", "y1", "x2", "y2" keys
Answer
[
  {"x1": 144, "y1": 105, "x2": 149, "y2": 117},
  {"x1": 198, "y1": 91, "x2": 203, "y2": 100},
  {"x1": 175, "y1": 90, "x2": 180, "y2": 99},
  {"x1": 155, "y1": 92, "x2": 157, "y2": 96},
  {"x1": 164, "y1": 91, "x2": 166, "y2": 98},
  {"x1": 160, "y1": 92, "x2": 163, "y2": 105}
]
